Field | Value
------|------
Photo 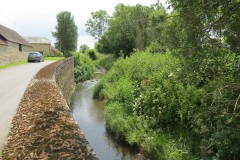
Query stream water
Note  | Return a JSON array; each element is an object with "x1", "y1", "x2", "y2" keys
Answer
[{"x1": 71, "y1": 80, "x2": 137, "y2": 160}]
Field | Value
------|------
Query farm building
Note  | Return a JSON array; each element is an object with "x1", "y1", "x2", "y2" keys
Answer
[{"x1": 0, "y1": 24, "x2": 32, "y2": 66}]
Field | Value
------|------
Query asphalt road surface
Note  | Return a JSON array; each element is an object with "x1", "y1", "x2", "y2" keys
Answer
[{"x1": 0, "y1": 61, "x2": 54, "y2": 152}]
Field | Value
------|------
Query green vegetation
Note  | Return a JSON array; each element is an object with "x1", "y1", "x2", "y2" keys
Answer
[
  {"x1": 71, "y1": 49, "x2": 116, "y2": 82},
  {"x1": 85, "y1": 10, "x2": 110, "y2": 40},
  {"x1": 44, "y1": 57, "x2": 64, "y2": 61},
  {"x1": 72, "y1": 52, "x2": 95, "y2": 82},
  {"x1": 95, "y1": 51, "x2": 239, "y2": 159},
  {"x1": 88, "y1": 3, "x2": 167, "y2": 57},
  {"x1": 52, "y1": 11, "x2": 78, "y2": 56},
  {"x1": 79, "y1": 44, "x2": 90, "y2": 53},
  {"x1": 94, "y1": 53, "x2": 197, "y2": 159},
  {"x1": 91, "y1": 0, "x2": 240, "y2": 159},
  {"x1": 54, "y1": 51, "x2": 64, "y2": 57},
  {"x1": 94, "y1": 54, "x2": 117, "y2": 71},
  {"x1": 85, "y1": 49, "x2": 98, "y2": 60},
  {"x1": 0, "y1": 60, "x2": 27, "y2": 69}
]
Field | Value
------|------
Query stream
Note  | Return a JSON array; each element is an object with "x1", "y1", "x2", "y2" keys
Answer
[{"x1": 71, "y1": 80, "x2": 137, "y2": 160}]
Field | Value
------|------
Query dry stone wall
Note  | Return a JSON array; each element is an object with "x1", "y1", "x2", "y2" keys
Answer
[
  {"x1": 0, "y1": 41, "x2": 32, "y2": 66},
  {"x1": 55, "y1": 57, "x2": 75, "y2": 105},
  {"x1": 2, "y1": 58, "x2": 98, "y2": 159}
]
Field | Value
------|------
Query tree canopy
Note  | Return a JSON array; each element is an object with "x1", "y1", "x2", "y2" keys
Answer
[
  {"x1": 94, "y1": 3, "x2": 167, "y2": 57},
  {"x1": 52, "y1": 11, "x2": 78, "y2": 56},
  {"x1": 79, "y1": 44, "x2": 90, "y2": 53},
  {"x1": 85, "y1": 10, "x2": 109, "y2": 40}
]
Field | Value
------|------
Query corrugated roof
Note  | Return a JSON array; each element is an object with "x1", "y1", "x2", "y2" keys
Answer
[
  {"x1": 23, "y1": 36, "x2": 51, "y2": 44},
  {"x1": 0, "y1": 24, "x2": 31, "y2": 46}
]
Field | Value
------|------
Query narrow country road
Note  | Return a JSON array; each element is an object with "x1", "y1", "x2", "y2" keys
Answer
[{"x1": 0, "y1": 61, "x2": 55, "y2": 152}]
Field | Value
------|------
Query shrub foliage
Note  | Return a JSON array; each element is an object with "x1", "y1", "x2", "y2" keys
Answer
[
  {"x1": 89, "y1": 0, "x2": 240, "y2": 159},
  {"x1": 94, "y1": 52, "x2": 240, "y2": 159},
  {"x1": 72, "y1": 52, "x2": 95, "y2": 81}
]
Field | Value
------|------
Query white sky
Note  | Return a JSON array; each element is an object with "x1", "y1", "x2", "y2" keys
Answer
[{"x1": 0, "y1": 0, "x2": 167, "y2": 49}]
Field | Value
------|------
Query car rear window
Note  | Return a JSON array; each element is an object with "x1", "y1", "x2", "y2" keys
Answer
[{"x1": 30, "y1": 53, "x2": 37, "y2": 56}]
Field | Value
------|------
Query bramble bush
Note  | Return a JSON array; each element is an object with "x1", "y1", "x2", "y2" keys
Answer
[{"x1": 94, "y1": 51, "x2": 240, "y2": 159}]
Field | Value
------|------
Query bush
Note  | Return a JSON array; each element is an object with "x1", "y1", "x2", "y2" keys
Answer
[
  {"x1": 79, "y1": 44, "x2": 90, "y2": 53},
  {"x1": 86, "y1": 49, "x2": 98, "y2": 60},
  {"x1": 94, "y1": 54, "x2": 117, "y2": 70},
  {"x1": 94, "y1": 52, "x2": 192, "y2": 158},
  {"x1": 55, "y1": 51, "x2": 64, "y2": 57},
  {"x1": 45, "y1": 51, "x2": 63, "y2": 57},
  {"x1": 94, "y1": 51, "x2": 240, "y2": 159},
  {"x1": 73, "y1": 52, "x2": 95, "y2": 81},
  {"x1": 92, "y1": 80, "x2": 104, "y2": 99}
]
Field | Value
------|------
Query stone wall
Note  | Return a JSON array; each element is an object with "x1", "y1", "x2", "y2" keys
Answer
[
  {"x1": 30, "y1": 43, "x2": 51, "y2": 56},
  {"x1": 0, "y1": 41, "x2": 32, "y2": 66},
  {"x1": 2, "y1": 58, "x2": 98, "y2": 159},
  {"x1": 55, "y1": 57, "x2": 75, "y2": 105}
]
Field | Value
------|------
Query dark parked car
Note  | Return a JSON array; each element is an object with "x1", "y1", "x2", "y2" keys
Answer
[{"x1": 28, "y1": 52, "x2": 44, "y2": 62}]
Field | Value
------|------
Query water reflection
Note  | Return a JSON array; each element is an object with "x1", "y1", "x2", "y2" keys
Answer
[{"x1": 71, "y1": 80, "x2": 137, "y2": 160}]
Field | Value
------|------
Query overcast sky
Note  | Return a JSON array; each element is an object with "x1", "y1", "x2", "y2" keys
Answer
[{"x1": 0, "y1": 0, "x2": 167, "y2": 49}]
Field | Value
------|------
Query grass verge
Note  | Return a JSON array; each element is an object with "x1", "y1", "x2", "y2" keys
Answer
[
  {"x1": 0, "y1": 60, "x2": 27, "y2": 70},
  {"x1": 44, "y1": 57, "x2": 64, "y2": 61},
  {"x1": 0, "y1": 57, "x2": 63, "y2": 70}
]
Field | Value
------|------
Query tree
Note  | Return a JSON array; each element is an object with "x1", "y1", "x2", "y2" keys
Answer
[
  {"x1": 85, "y1": 10, "x2": 109, "y2": 40},
  {"x1": 168, "y1": 0, "x2": 240, "y2": 54},
  {"x1": 164, "y1": 0, "x2": 240, "y2": 86},
  {"x1": 52, "y1": 11, "x2": 78, "y2": 56},
  {"x1": 96, "y1": 3, "x2": 167, "y2": 57},
  {"x1": 79, "y1": 44, "x2": 90, "y2": 53}
]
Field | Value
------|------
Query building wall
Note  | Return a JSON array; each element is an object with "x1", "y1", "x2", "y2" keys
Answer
[
  {"x1": 30, "y1": 43, "x2": 51, "y2": 56},
  {"x1": 0, "y1": 41, "x2": 32, "y2": 66}
]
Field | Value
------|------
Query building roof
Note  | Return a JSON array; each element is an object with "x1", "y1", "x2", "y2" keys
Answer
[
  {"x1": 23, "y1": 36, "x2": 51, "y2": 44},
  {"x1": 0, "y1": 24, "x2": 31, "y2": 46}
]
